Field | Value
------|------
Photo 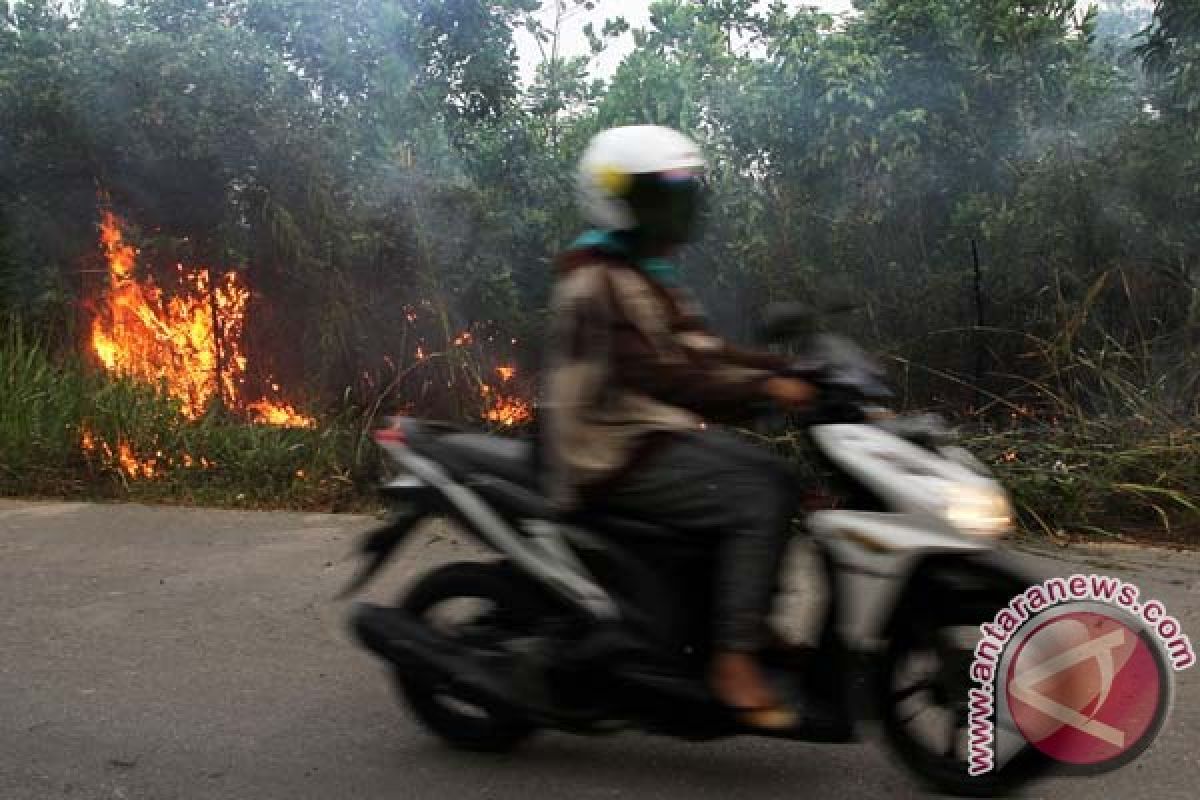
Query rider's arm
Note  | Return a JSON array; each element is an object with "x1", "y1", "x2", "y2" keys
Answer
[
  {"x1": 605, "y1": 268, "x2": 784, "y2": 417},
  {"x1": 715, "y1": 342, "x2": 791, "y2": 371}
]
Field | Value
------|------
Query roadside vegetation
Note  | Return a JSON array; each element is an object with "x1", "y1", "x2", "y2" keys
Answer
[
  {"x1": 1, "y1": 1, "x2": 1197, "y2": 542},
  {"x1": 6, "y1": 312, "x2": 1197, "y2": 540},
  {"x1": 1, "y1": 318, "x2": 368, "y2": 509}
]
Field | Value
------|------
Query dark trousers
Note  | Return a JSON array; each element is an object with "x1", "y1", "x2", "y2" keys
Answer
[{"x1": 598, "y1": 429, "x2": 798, "y2": 652}]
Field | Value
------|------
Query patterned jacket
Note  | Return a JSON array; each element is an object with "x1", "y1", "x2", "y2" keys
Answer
[{"x1": 540, "y1": 236, "x2": 787, "y2": 509}]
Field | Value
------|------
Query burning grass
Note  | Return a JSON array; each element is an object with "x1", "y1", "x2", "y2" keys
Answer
[
  {"x1": 85, "y1": 209, "x2": 528, "y2": 441},
  {"x1": 4, "y1": 316, "x2": 1198, "y2": 532},
  {"x1": 0, "y1": 313, "x2": 533, "y2": 510},
  {"x1": 1, "y1": 316, "x2": 364, "y2": 509},
  {"x1": 6, "y1": 230, "x2": 1196, "y2": 534},
  {"x1": 91, "y1": 211, "x2": 315, "y2": 428},
  {"x1": 3, "y1": 206, "x2": 529, "y2": 507}
]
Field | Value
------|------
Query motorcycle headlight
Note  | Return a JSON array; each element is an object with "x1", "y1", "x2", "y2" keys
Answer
[{"x1": 942, "y1": 486, "x2": 1015, "y2": 538}]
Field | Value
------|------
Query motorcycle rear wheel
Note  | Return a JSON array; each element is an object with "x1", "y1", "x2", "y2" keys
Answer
[{"x1": 393, "y1": 560, "x2": 544, "y2": 752}]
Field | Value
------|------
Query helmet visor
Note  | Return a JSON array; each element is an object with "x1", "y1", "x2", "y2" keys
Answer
[{"x1": 626, "y1": 169, "x2": 707, "y2": 244}]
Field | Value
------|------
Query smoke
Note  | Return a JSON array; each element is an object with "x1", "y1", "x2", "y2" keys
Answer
[{"x1": 2, "y1": 0, "x2": 1194, "y2": 418}]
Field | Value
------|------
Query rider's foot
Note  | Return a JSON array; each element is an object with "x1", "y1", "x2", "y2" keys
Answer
[{"x1": 710, "y1": 651, "x2": 797, "y2": 731}]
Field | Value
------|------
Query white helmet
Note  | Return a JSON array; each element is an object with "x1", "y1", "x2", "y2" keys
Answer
[{"x1": 577, "y1": 125, "x2": 708, "y2": 238}]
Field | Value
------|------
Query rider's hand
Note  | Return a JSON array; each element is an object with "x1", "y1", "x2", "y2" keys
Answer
[{"x1": 763, "y1": 376, "x2": 816, "y2": 409}]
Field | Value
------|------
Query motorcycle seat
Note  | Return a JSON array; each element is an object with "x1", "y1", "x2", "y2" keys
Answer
[
  {"x1": 416, "y1": 429, "x2": 697, "y2": 547},
  {"x1": 464, "y1": 475, "x2": 695, "y2": 548},
  {"x1": 426, "y1": 433, "x2": 539, "y2": 487},
  {"x1": 874, "y1": 413, "x2": 952, "y2": 447}
]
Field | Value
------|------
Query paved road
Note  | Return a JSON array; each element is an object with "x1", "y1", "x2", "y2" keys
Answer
[{"x1": 1, "y1": 500, "x2": 1198, "y2": 799}]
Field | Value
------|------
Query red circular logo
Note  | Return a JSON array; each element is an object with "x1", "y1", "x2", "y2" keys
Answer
[{"x1": 1005, "y1": 610, "x2": 1165, "y2": 767}]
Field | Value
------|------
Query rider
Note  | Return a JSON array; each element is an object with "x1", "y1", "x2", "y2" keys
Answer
[{"x1": 541, "y1": 125, "x2": 816, "y2": 730}]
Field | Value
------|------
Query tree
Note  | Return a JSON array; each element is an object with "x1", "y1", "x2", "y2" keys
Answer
[{"x1": 1137, "y1": 0, "x2": 1200, "y2": 119}]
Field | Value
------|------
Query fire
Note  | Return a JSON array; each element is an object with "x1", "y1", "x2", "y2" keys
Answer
[
  {"x1": 80, "y1": 426, "x2": 162, "y2": 480},
  {"x1": 484, "y1": 396, "x2": 533, "y2": 427},
  {"x1": 482, "y1": 364, "x2": 531, "y2": 427},
  {"x1": 90, "y1": 210, "x2": 314, "y2": 429},
  {"x1": 81, "y1": 425, "x2": 217, "y2": 479},
  {"x1": 246, "y1": 399, "x2": 313, "y2": 427},
  {"x1": 180, "y1": 454, "x2": 215, "y2": 469}
]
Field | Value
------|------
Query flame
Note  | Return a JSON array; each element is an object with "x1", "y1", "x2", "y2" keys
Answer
[
  {"x1": 246, "y1": 399, "x2": 314, "y2": 428},
  {"x1": 80, "y1": 426, "x2": 168, "y2": 480},
  {"x1": 395, "y1": 309, "x2": 532, "y2": 428},
  {"x1": 90, "y1": 210, "x2": 315, "y2": 431},
  {"x1": 117, "y1": 441, "x2": 158, "y2": 479},
  {"x1": 484, "y1": 396, "x2": 532, "y2": 427},
  {"x1": 92, "y1": 211, "x2": 245, "y2": 417},
  {"x1": 482, "y1": 364, "x2": 531, "y2": 426}
]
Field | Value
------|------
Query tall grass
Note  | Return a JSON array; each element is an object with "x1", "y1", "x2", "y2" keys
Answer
[
  {"x1": 967, "y1": 424, "x2": 1199, "y2": 543},
  {"x1": 0, "y1": 316, "x2": 373, "y2": 509},
  {"x1": 4, "y1": 292, "x2": 1197, "y2": 542},
  {"x1": 985, "y1": 272, "x2": 1197, "y2": 541},
  {"x1": 885, "y1": 271, "x2": 1200, "y2": 543},
  {"x1": 0, "y1": 321, "x2": 88, "y2": 489}
]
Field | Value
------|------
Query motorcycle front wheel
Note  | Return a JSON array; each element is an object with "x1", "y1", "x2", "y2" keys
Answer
[{"x1": 878, "y1": 594, "x2": 1054, "y2": 797}]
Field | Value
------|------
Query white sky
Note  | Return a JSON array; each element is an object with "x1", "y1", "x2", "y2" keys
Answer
[{"x1": 515, "y1": 0, "x2": 858, "y2": 84}]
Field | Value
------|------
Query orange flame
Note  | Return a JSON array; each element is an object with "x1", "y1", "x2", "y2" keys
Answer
[
  {"x1": 90, "y1": 210, "x2": 315, "y2": 431},
  {"x1": 246, "y1": 399, "x2": 313, "y2": 427},
  {"x1": 482, "y1": 364, "x2": 531, "y2": 426},
  {"x1": 484, "y1": 397, "x2": 532, "y2": 427},
  {"x1": 80, "y1": 426, "x2": 167, "y2": 480}
]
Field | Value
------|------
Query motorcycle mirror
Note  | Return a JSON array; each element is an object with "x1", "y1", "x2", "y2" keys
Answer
[
  {"x1": 759, "y1": 302, "x2": 817, "y2": 343},
  {"x1": 821, "y1": 299, "x2": 861, "y2": 315}
]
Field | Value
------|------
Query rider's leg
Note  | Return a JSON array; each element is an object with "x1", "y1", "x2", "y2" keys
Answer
[
  {"x1": 597, "y1": 429, "x2": 797, "y2": 721},
  {"x1": 698, "y1": 430, "x2": 799, "y2": 650},
  {"x1": 697, "y1": 433, "x2": 798, "y2": 718}
]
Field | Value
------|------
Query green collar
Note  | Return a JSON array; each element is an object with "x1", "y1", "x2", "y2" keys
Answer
[{"x1": 568, "y1": 230, "x2": 682, "y2": 287}]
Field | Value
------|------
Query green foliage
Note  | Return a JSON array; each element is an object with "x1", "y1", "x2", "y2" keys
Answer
[
  {"x1": 1, "y1": 0, "x2": 1198, "y2": 536},
  {"x1": 0, "y1": 315, "x2": 366, "y2": 507},
  {"x1": 970, "y1": 423, "x2": 1199, "y2": 543},
  {"x1": 0, "y1": 318, "x2": 87, "y2": 483},
  {"x1": 1137, "y1": 0, "x2": 1200, "y2": 117}
]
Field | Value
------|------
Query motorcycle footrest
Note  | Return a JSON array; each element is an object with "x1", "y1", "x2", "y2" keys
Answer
[{"x1": 614, "y1": 665, "x2": 720, "y2": 708}]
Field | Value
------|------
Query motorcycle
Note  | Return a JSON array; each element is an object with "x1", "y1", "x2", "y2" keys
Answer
[{"x1": 341, "y1": 308, "x2": 1051, "y2": 796}]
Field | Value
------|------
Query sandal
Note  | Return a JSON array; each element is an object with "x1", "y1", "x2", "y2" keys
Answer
[
  {"x1": 731, "y1": 703, "x2": 799, "y2": 732},
  {"x1": 711, "y1": 651, "x2": 799, "y2": 732}
]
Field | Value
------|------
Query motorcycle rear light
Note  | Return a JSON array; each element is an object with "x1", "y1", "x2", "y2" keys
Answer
[{"x1": 373, "y1": 427, "x2": 406, "y2": 444}]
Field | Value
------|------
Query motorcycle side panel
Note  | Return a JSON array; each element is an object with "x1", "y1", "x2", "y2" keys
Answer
[
  {"x1": 377, "y1": 440, "x2": 620, "y2": 621},
  {"x1": 807, "y1": 510, "x2": 990, "y2": 648},
  {"x1": 810, "y1": 423, "x2": 1009, "y2": 516}
]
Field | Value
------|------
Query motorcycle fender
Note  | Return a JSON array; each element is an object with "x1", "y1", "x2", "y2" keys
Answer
[
  {"x1": 878, "y1": 550, "x2": 1035, "y2": 642},
  {"x1": 336, "y1": 502, "x2": 432, "y2": 599},
  {"x1": 380, "y1": 474, "x2": 439, "y2": 503}
]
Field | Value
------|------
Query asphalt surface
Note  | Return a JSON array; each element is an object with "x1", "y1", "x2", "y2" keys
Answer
[{"x1": 1, "y1": 499, "x2": 1198, "y2": 799}]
